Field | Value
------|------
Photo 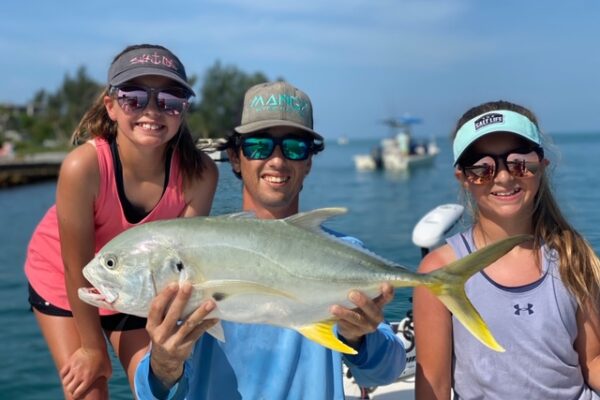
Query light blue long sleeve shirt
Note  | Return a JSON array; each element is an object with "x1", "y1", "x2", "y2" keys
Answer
[
  {"x1": 135, "y1": 321, "x2": 404, "y2": 400},
  {"x1": 134, "y1": 233, "x2": 405, "y2": 399}
]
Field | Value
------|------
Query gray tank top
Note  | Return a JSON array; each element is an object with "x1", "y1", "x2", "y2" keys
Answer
[{"x1": 448, "y1": 229, "x2": 598, "y2": 400}]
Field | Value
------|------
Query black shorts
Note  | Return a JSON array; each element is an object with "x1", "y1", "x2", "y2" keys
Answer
[{"x1": 28, "y1": 283, "x2": 147, "y2": 331}]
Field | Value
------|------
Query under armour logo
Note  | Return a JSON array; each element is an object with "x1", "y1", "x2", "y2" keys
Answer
[{"x1": 514, "y1": 303, "x2": 534, "y2": 315}]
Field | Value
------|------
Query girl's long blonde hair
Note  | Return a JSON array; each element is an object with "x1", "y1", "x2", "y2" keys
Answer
[
  {"x1": 70, "y1": 44, "x2": 206, "y2": 186},
  {"x1": 453, "y1": 100, "x2": 600, "y2": 307}
]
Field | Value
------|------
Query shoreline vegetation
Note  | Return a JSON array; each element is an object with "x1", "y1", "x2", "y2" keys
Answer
[
  {"x1": 1, "y1": 59, "x2": 262, "y2": 189},
  {"x1": 0, "y1": 61, "x2": 270, "y2": 183}
]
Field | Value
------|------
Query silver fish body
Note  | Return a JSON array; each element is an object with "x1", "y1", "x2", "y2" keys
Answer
[{"x1": 79, "y1": 208, "x2": 530, "y2": 353}]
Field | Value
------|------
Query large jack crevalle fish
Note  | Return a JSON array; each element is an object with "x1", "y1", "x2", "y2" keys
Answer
[{"x1": 79, "y1": 208, "x2": 530, "y2": 354}]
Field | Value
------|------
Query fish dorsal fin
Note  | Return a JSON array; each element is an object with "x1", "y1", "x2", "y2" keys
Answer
[
  {"x1": 286, "y1": 208, "x2": 406, "y2": 269},
  {"x1": 296, "y1": 319, "x2": 357, "y2": 355},
  {"x1": 284, "y1": 208, "x2": 347, "y2": 235}
]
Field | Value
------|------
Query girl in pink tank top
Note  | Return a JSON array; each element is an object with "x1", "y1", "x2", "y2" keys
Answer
[{"x1": 24, "y1": 44, "x2": 218, "y2": 400}]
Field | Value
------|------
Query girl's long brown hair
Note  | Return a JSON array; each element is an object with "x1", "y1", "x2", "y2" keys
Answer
[
  {"x1": 453, "y1": 100, "x2": 600, "y2": 307},
  {"x1": 71, "y1": 44, "x2": 205, "y2": 186}
]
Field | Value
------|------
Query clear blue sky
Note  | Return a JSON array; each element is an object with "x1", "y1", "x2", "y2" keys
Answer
[{"x1": 2, "y1": 1, "x2": 599, "y2": 140}]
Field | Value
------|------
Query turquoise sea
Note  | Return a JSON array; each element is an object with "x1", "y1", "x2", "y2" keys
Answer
[{"x1": 2, "y1": 133, "x2": 599, "y2": 399}]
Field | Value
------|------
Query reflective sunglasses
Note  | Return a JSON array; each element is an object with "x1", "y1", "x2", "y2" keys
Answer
[
  {"x1": 240, "y1": 134, "x2": 313, "y2": 161},
  {"x1": 460, "y1": 146, "x2": 544, "y2": 185},
  {"x1": 110, "y1": 85, "x2": 190, "y2": 116}
]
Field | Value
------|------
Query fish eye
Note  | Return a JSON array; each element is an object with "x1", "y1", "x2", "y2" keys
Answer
[
  {"x1": 104, "y1": 255, "x2": 118, "y2": 270},
  {"x1": 173, "y1": 261, "x2": 184, "y2": 273}
]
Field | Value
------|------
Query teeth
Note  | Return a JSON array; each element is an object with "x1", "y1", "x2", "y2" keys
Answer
[
  {"x1": 495, "y1": 189, "x2": 518, "y2": 196},
  {"x1": 139, "y1": 123, "x2": 162, "y2": 130},
  {"x1": 100, "y1": 284, "x2": 118, "y2": 303},
  {"x1": 264, "y1": 175, "x2": 289, "y2": 183}
]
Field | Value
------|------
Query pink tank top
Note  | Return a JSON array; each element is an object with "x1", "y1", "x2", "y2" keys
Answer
[{"x1": 24, "y1": 138, "x2": 188, "y2": 315}]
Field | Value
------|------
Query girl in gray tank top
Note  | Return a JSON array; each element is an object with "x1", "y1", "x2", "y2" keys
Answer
[
  {"x1": 414, "y1": 102, "x2": 600, "y2": 400},
  {"x1": 449, "y1": 229, "x2": 596, "y2": 400}
]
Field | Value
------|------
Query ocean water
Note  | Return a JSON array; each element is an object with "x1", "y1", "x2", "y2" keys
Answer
[{"x1": 1, "y1": 133, "x2": 599, "y2": 399}]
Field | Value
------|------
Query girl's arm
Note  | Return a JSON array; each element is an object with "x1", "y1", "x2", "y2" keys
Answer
[
  {"x1": 575, "y1": 300, "x2": 600, "y2": 391},
  {"x1": 56, "y1": 144, "x2": 112, "y2": 397},
  {"x1": 181, "y1": 153, "x2": 218, "y2": 218},
  {"x1": 414, "y1": 245, "x2": 455, "y2": 400}
]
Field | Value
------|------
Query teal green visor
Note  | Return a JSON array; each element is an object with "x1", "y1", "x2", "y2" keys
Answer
[{"x1": 453, "y1": 110, "x2": 541, "y2": 165}]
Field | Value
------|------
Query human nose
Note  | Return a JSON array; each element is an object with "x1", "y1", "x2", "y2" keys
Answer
[
  {"x1": 493, "y1": 158, "x2": 512, "y2": 181},
  {"x1": 141, "y1": 90, "x2": 162, "y2": 115},
  {"x1": 267, "y1": 144, "x2": 286, "y2": 164},
  {"x1": 144, "y1": 94, "x2": 160, "y2": 114}
]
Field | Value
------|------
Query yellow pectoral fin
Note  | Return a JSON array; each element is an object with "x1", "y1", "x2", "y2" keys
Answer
[{"x1": 297, "y1": 320, "x2": 358, "y2": 355}]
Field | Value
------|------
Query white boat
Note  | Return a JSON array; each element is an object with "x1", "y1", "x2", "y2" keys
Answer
[
  {"x1": 196, "y1": 138, "x2": 229, "y2": 161},
  {"x1": 337, "y1": 136, "x2": 349, "y2": 145},
  {"x1": 342, "y1": 203, "x2": 464, "y2": 399},
  {"x1": 344, "y1": 376, "x2": 416, "y2": 400},
  {"x1": 343, "y1": 317, "x2": 416, "y2": 399},
  {"x1": 354, "y1": 117, "x2": 439, "y2": 172}
]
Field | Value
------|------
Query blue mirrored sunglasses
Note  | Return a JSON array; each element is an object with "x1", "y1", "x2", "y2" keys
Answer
[{"x1": 240, "y1": 134, "x2": 314, "y2": 161}]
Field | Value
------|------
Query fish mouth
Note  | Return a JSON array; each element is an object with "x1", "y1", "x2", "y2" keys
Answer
[{"x1": 78, "y1": 285, "x2": 119, "y2": 308}]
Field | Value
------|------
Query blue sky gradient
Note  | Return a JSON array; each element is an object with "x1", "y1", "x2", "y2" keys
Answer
[{"x1": 2, "y1": 1, "x2": 599, "y2": 139}]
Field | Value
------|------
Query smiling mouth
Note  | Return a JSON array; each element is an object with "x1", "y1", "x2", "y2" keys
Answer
[
  {"x1": 492, "y1": 187, "x2": 522, "y2": 196},
  {"x1": 136, "y1": 122, "x2": 164, "y2": 130},
  {"x1": 263, "y1": 175, "x2": 290, "y2": 184}
]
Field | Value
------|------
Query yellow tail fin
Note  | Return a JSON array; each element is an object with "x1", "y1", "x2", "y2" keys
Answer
[
  {"x1": 424, "y1": 234, "x2": 532, "y2": 352},
  {"x1": 297, "y1": 320, "x2": 357, "y2": 355}
]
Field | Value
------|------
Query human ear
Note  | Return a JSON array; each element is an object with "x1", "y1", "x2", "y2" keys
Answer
[
  {"x1": 304, "y1": 157, "x2": 312, "y2": 176},
  {"x1": 227, "y1": 148, "x2": 241, "y2": 174},
  {"x1": 104, "y1": 96, "x2": 118, "y2": 121},
  {"x1": 454, "y1": 168, "x2": 468, "y2": 189}
]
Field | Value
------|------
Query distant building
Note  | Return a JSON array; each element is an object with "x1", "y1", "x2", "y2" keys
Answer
[
  {"x1": 3, "y1": 130, "x2": 24, "y2": 142},
  {"x1": 0, "y1": 102, "x2": 36, "y2": 117},
  {"x1": 0, "y1": 102, "x2": 37, "y2": 140}
]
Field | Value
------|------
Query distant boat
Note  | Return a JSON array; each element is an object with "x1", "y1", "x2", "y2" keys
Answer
[
  {"x1": 196, "y1": 138, "x2": 229, "y2": 162},
  {"x1": 337, "y1": 136, "x2": 349, "y2": 145},
  {"x1": 354, "y1": 116, "x2": 439, "y2": 171}
]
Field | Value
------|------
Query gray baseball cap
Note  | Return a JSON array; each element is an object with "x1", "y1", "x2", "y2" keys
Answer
[
  {"x1": 234, "y1": 81, "x2": 323, "y2": 141},
  {"x1": 108, "y1": 45, "x2": 195, "y2": 96}
]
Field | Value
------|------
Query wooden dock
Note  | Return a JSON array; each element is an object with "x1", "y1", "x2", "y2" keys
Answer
[
  {"x1": 0, "y1": 141, "x2": 229, "y2": 188},
  {"x1": 0, "y1": 153, "x2": 66, "y2": 188}
]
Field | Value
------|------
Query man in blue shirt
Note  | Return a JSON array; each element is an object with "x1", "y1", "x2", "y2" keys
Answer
[{"x1": 135, "y1": 81, "x2": 405, "y2": 400}]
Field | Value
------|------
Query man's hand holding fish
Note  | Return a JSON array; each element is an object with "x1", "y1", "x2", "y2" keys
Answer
[
  {"x1": 331, "y1": 283, "x2": 395, "y2": 347},
  {"x1": 146, "y1": 282, "x2": 218, "y2": 389}
]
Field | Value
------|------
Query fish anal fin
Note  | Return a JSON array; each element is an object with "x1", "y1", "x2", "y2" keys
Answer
[
  {"x1": 192, "y1": 280, "x2": 297, "y2": 301},
  {"x1": 297, "y1": 320, "x2": 357, "y2": 355},
  {"x1": 205, "y1": 321, "x2": 225, "y2": 342}
]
